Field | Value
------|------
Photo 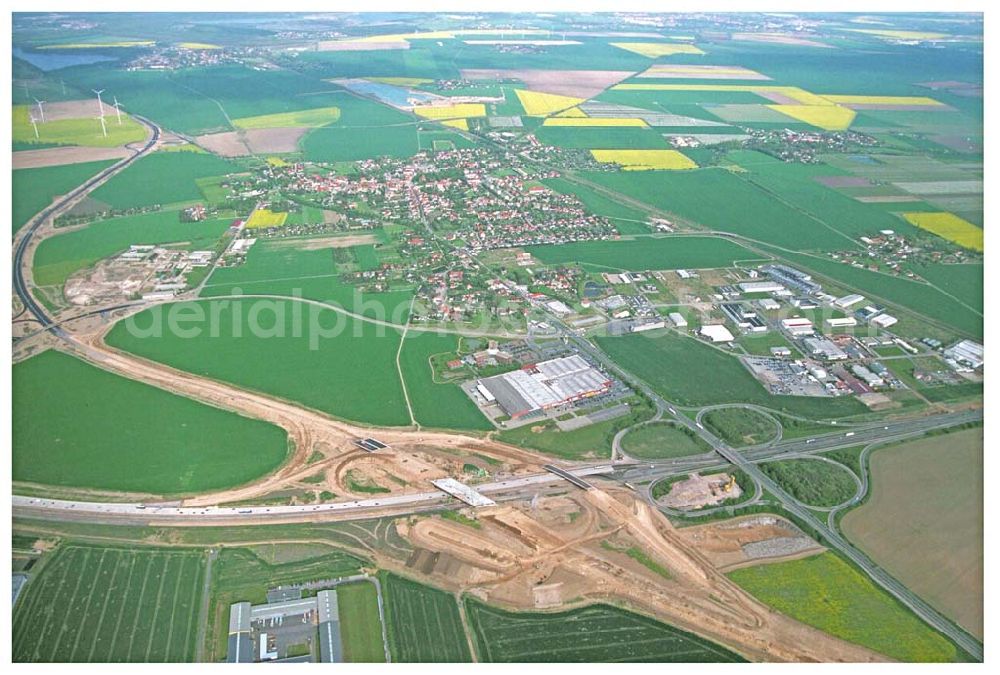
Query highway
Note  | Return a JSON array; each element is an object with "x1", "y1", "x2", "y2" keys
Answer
[
  {"x1": 10, "y1": 111, "x2": 982, "y2": 659},
  {"x1": 12, "y1": 114, "x2": 161, "y2": 333}
]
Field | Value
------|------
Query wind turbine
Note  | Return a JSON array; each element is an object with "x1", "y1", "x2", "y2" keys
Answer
[
  {"x1": 60, "y1": 79, "x2": 66, "y2": 95},
  {"x1": 34, "y1": 98, "x2": 46, "y2": 123},
  {"x1": 92, "y1": 88, "x2": 106, "y2": 116},
  {"x1": 112, "y1": 95, "x2": 123, "y2": 125},
  {"x1": 28, "y1": 113, "x2": 39, "y2": 139},
  {"x1": 98, "y1": 113, "x2": 108, "y2": 138}
]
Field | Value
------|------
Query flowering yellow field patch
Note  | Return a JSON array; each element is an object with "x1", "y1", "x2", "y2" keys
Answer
[
  {"x1": 414, "y1": 103, "x2": 486, "y2": 120},
  {"x1": 514, "y1": 89, "x2": 585, "y2": 116},
  {"x1": 822, "y1": 95, "x2": 945, "y2": 106},
  {"x1": 610, "y1": 42, "x2": 705, "y2": 58},
  {"x1": 767, "y1": 105, "x2": 856, "y2": 130},
  {"x1": 266, "y1": 157, "x2": 289, "y2": 167},
  {"x1": 614, "y1": 83, "x2": 834, "y2": 106},
  {"x1": 903, "y1": 212, "x2": 983, "y2": 252},
  {"x1": 554, "y1": 107, "x2": 588, "y2": 118},
  {"x1": 543, "y1": 118, "x2": 649, "y2": 127},
  {"x1": 245, "y1": 209, "x2": 288, "y2": 229},
  {"x1": 590, "y1": 149, "x2": 698, "y2": 171},
  {"x1": 178, "y1": 42, "x2": 222, "y2": 50},
  {"x1": 441, "y1": 118, "x2": 469, "y2": 131}
]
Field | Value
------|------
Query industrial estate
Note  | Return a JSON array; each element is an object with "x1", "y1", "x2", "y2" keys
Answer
[{"x1": 10, "y1": 9, "x2": 983, "y2": 666}]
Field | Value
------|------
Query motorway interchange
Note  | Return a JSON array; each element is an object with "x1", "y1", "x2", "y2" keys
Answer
[{"x1": 11, "y1": 114, "x2": 983, "y2": 662}]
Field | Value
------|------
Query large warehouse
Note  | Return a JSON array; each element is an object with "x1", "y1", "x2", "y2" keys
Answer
[{"x1": 477, "y1": 354, "x2": 612, "y2": 419}]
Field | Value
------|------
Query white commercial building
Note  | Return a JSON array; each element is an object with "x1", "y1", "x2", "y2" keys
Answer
[
  {"x1": 699, "y1": 324, "x2": 735, "y2": 343},
  {"x1": 944, "y1": 339, "x2": 984, "y2": 369},
  {"x1": 739, "y1": 281, "x2": 784, "y2": 293},
  {"x1": 834, "y1": 293, "x2": 866, "y2": 309},
  {"x1": 781, "y1": 317, "x2": 814, "y2": 336},
  {"x1": 826, "y1": 316, "x2": 858, "y2": 328},
  {"x1": 668, "y1": 312, "x2": 688, "y2": 328},
  {"x1": 871, "y1": 313, "x2": 898, "y2": 328},
  {"x1": 477, "y1": 355, "x2": 612, "y2": 419}
]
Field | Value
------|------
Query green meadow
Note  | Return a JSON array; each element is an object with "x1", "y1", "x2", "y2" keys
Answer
[
  {"x1": 526, "y1": 236, "x2": 765, "y2": 271},
  {"x1": 90, "y1": 151, "x2": 239, "y2": 209},
  {"x1": 12, "y1": 160, "x2": 115, "y2": 234},
  {"x1": 105, "y1": 298, "x2": 412, "y2": 427},
  {"x1": 13, "y1": 350, "x2": 288, "y2": 494},
  {"x1": 729, "y1": 552, "x2": 958, "y2": 662}
]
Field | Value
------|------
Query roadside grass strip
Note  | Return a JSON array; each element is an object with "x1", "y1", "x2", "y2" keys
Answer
[
  {"x1": 767, "y1": 104, "x2": 856, "y2": 130},
  {"x1": 515, "y1": 89, "x2": 585, "y2": 116},
  {"x1": 590, "y1": 149, "x2": 697, "y2": 170},
  {"x1": 902, "y1": 212, "x2": 983, "y2": 251},
  {"x1": 232, "y1": 106, "x2": 342, "y2": 129},
  {"x1": 610, "y1": 42, "x2": 706, "y2": 58},
  {"x1": 245, "y1": 208, "x2": 288, "y2": 228},
  {"x1": 543, "y1": 117, "x2": 649, "y2": 127}
]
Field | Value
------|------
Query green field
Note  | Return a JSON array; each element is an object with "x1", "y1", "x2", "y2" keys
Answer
[
  {"x1": 301, "y1": 91, "x2": 419, "y2": 162},
  {"x1": 200, "y1": 237, "x2": 413, "y2": 315},
  {"x1": 464, "y1": 600, "x2": 745, "y2": 662},
  {"x1": 13, "y1": 544, "x2": 206, "y2": 662},
  {"x1": 541, "y1": 176, "x2": 650, "y2": 234},
  {"x1": 12, "y1": 105, "x2": 146, "y2": 147},
  {"x1": 579, "y1": 169, "x2": 857, "y2": 252},
  {"x1": 702, "y1": 407, "x2": 778, "y2": 447},
  {"x1": 33, "y1": 210, "x2": 231, "y2": 288},
  {"x1": 233, "y1": 106, "x2": 341, "y2": 129},
  {"x1": 526, "y1": 236, "x2": 765, "y2": 271},
  {"x1": 535, "y1": 126, "x2": 670, "y2": 149},
  {"x1": 105, "y1": 299, "x2": 412, "y2": 427},
  {"x1": 620, "y1": 421, "x2": 711, "y2": 459},
  {"x1": 206, "y1": 546, "x2": 366, "y2": 661},
  {"x1": 728, "y1": 552, "x2": 958, "y2": 662},
  {"x1": 337, "y1": 582, "x2": 387, "y2": 663},
  {"x1": 398, "y1": 332, "x2": 492, "y2": 431},
  {"x1": 595, "y1": 331, "x2": 866, "y2": 418},
  {"x1": 381, "y1": 572, "x2": 471, "y2": 662},
  {"x1": 759, "y1": 458, "x2": 857, "y2": 507},
  {"x1": 13, "y1": 350, "x2": 289, "y2": 494},
  {"x1": 12, "y1": 159, "x2": 115, "y2": 234},
  {"x1": 90, "y1": 151, "x2": 239, "y2": 209},
  {"x1": 497, "y1": 399, "x2": 653, "y2": 460}
]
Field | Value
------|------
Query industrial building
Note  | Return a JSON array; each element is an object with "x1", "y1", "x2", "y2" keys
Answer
[
  {"x1": 762, "y1": 264, "x2": 820, "y2": 294},
  {"x1": 944, "y1": 339, "x2": 984, "y2": 369},
  {"x1": 803, "y1": 336, "x2": 848, "y2": 361},
  {"x1": 699, "y1": 324, "x2": 735, "y2": 343},
  {"x1": 476, "y1": 354, "x2": 611, "y2": 419},
  {"x1": 721, "y1": 302, "x2": 767, "y2": 334},
  {"x1": 227, "y1": 588, "x2": 347, "y2": 663},
  {"x1": 870, "y1": 313, "x2": 898, "y2": 328},
  {"x1": 781, "y1": 317, "x2": 814, "y2": 336},
  {"x1": 739, "y1": 281, "x2": 784, "y2": 293},
  {"x1": 834, "y1": 293, "x2": 865, "y2": 309},
  {"x1": 826, "y1": 316, "x2": 858, "y2": 328},
  {"x1": 668, "y1": 312, "x2": 688, "y2": 327}
]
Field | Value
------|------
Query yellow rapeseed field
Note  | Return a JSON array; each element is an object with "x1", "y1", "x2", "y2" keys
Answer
[
  {"x1": 767, "y1": 104, "x2": 856, "y2": 131},
  {"x1": 245, "y1": 209, "x2": 288, "y2": 229},
  {"x1": 178, "y1": 42, "x2": 221, "y2": 49},
  {"x1": 514, "y1": 90, "x2": 585, "y2": 116},
  {"x1": 590, "y1": 149, "x2": 698, "y2": 171},
  {"x1": 903, "y1": 212, "x2": 983, "y2": 252},
  {"x1": 440, "y1": 119, "x2": 469, "y2": 131},
  {"x1": 554, "y1": 107, "x2": 588, "y2": 118},
  {"x1": 610, "y1": 42, "x2": 705, "y2": 58},
  {"x1": 543, "y1": 117, "x2": 649, "y2": 127},
  {"x1": 413, "y1": 103, "x2": 486, "y2": 120},
  {"x1": 822, "y1": 95, "x2": 945, "y2": 106}
]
